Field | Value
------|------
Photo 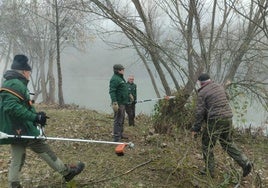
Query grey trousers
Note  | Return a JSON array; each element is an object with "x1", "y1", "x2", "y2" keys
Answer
[
  {"x1": 8, "y1": 139, "x2": 69, "y2": 187},
  {"x1": 113, "y1": 104, "x2": 125, "y2": 141}
]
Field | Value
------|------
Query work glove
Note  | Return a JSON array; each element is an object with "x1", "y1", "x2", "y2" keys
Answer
[
  {"x1": 129, "y1": 94, "x2": 134, "y2": 103},
  {"x1": 35, "y1": 111, "x2": 48, "y2": 127},
  {"x1": 112, "y1": 102, "x2": 119, "y2": 112},
  {"x1": 191, "y1": 131, "x2": 198, "y2": 139},
  {"x1": 191, "y1": 124, "x2": 201, "y2": 139}
]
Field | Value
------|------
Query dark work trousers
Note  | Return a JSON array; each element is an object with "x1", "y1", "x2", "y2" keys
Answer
[
  {"x1": 201, "y1": 118, "x2": 249, "y2": 174},
  {"x1": 113, "y1": 104, "x2": 126, "y2": 142},
  {"x1": 125, "y1": 103, "x2": 136, "y2": 126}
]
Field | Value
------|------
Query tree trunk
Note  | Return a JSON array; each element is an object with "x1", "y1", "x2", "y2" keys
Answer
[
  {"x1": 48, "y1": 49, "x2": 56, "y2": 104},
  {"x1": 55, "y1": 0, "x2": 64, "y2": 106}
]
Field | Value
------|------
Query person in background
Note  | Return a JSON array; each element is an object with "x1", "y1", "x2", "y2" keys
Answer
[
  {"x1": 125, "y1": 75, "x2": 137, "y2": 126},
  {"x1": 191, "y1": 73, "x2": 252, "y2": 178},
  {"x1": 0, "y1": 54, "x2": 85, "y2": 188},
  {"x1": 109, "y1": 64, "x2": 129, "y2": 142}
]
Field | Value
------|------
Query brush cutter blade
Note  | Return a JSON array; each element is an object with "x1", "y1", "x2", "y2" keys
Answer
[{"x1": 115, "y1": 143, "x2": 127, "y2": 156}]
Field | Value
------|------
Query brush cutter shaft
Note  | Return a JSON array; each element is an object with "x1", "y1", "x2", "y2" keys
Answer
[
  {"x1": 0, "y1": 131, "x2": 133, "y2": 146},
  {"x1": 44, "y1": 137, "x2": 126, "y2": 145},
  {"x1": 44, "y1": 137, "x2": 128, "y2": 145},
  {"x1": 137, "y1": 96, "x2": 175, "y2": 103}
]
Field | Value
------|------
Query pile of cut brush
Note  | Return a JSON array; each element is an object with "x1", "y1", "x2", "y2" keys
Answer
[{"x1": 0, "y1": 104, "x2": 267, "y2": 188}]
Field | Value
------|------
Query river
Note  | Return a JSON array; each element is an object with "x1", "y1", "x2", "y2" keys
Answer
[{"x1": 61, "y1": 45, "x2": 267, "y2": 136}]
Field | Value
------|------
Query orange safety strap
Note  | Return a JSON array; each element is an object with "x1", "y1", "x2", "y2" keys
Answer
[{"x1": 0, "y1": 87, "x2": 25, "y2": 100}]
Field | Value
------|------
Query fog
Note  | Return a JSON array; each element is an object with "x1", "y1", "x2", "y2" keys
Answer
[
  {"x1": 60, "y1": 40, "x2": 267, "y2": 130},
  {"x1": 61, "y1": 40, "x2": 158, "y2": 115},
  {"x1": 0, "y1": 39, "x2": 266, "y2": 130}
]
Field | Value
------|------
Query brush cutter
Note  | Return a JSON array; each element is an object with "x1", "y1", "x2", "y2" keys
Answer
[
  {"x1": 0, "y1": 131, "x2": 134, "y2": 156},
  {"x1": 136, "y1": 95, "x2": 175, "y2": 103}
]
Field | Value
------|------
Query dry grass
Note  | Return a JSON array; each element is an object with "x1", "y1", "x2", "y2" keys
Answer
[{"x1": 0, "y1": 104, "x2": 267, "y2": 187}]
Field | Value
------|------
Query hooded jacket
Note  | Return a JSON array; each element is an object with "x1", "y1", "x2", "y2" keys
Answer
[{"x1": 0, "y1": 70, "x2": 39, "y2": 144}]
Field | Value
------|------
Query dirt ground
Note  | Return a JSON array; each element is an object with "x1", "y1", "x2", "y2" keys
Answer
[{"x1": 0, "y1": 106, "x2": 267, "y2": 187}]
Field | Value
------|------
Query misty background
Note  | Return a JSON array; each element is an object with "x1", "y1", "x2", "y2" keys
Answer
[
  {"x1": 60, "y1": 39, "x2": 267, "y2": 130},
  {"x1": 0, "y1": 38, "x2": 266, "y2": 131},
  {"x1": 0, "y1": 1, "x2": 267, "y2": 135},
  {"x1": 61, "y1": 39, "x2": 156, "y2": 114}
]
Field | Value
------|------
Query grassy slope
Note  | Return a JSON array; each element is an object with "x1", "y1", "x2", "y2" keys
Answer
[{"x1": 0, "y1": 105, "x2": 267, "y2": 188}]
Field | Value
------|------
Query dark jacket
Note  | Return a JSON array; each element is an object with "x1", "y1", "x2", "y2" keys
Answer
[
  {"x1": 0, "y1": 70, "x2": 39, "y2": 144},
  {"x1": 127, "y1": 82, "x2": 137, "y2": 104},
  {"x1": 192, "y1": 81, "x2": 233, "y2": 132},
  {"x1": 109, "y1": 72, "x2": 128, "y2": 105}
]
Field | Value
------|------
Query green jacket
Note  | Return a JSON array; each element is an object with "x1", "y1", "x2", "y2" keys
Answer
[
  {"x1": 0, "y1": 70, "x2": 39, "y2": 145},
  {"x1": 127, "y1": 82, "x2": 137, "y2": 104},
  {"x1": 109, "y1": 72, "x2": 128, "y2": 105}
]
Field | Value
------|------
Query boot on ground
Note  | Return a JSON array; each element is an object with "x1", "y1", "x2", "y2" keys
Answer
[
  {"x1": 242, "y1": 162, "x2": 253, "y2": 177},
  {"x1": 64, "y1": 161, "x2": 85, "y2": 182}
]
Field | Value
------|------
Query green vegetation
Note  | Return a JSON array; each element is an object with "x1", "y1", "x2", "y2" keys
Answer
[
  {"x1": 0, "y1": 105, "x2": 267, "y2": 187},
  {"x1": 152, "y1": 92, "x2": 195, "y2": 134}
]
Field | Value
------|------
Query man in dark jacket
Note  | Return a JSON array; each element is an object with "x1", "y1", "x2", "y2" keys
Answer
[
  {"x1": 125, "y1": 75, "x2": 137, "y2": 126},
  {"x1": 109, "y1": 64, "x2": 129, "y2": 142},
  {"x1": 0, "y1": 55, "x2": 84, "y2": 188},
  {"x1": 191, "y1": 73, "x2": 252, "y2": 178}
]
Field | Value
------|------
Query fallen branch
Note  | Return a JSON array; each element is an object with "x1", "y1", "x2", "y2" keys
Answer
[{"x1": 91, "y1": 158, "x2": 154, "y2": 183}]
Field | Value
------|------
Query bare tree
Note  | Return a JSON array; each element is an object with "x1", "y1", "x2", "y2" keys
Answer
[
  {"x1": 77, "y1": 0, "x2": 267, "y2": 132},
  {"x1": 1, "y1": 0, "x2": 266, "y2": 130},
  {"x1": 0, "y1": 0, "x2": 89, "y2": 105}
]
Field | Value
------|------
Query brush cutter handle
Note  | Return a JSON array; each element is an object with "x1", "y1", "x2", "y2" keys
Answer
[
  {"x1": 0, "y1": 131, "x2": 45, "y2": 140},
  {"x1": 0, "y1": 131, "x2": 9, "y2": 139},
  {"x1": 36, "y1": 112, "x2": 49, "y2": 127}
]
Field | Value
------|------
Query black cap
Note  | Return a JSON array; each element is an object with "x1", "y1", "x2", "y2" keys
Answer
[
  {"x1": 113, "y1": 64, "x2": 125, "y2": 71},
  {"x1": 11, "y1": 54, "x2": 32, "y2": 71},
  {"x1": 198, "y1": 73, "x2": 210, "y2": 82}
]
